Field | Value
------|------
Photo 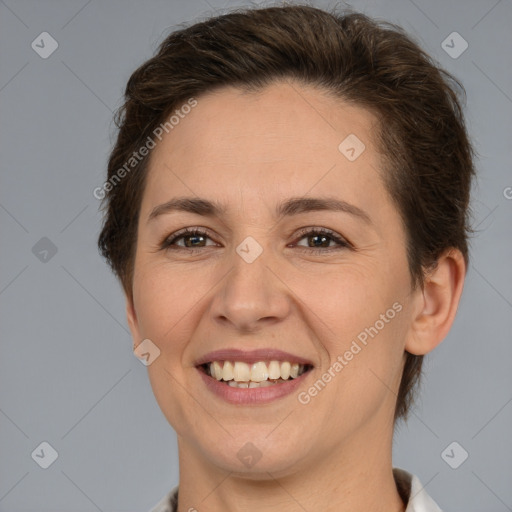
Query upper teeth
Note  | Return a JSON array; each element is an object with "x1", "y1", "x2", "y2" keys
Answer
[{"x1": 208, "y1": 360, "x2": 306, "y2": 382}]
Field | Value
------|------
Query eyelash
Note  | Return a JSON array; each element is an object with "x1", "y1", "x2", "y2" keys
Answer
[{"x1": 159, "y1": 226, "x2": 352, "y2": 254}]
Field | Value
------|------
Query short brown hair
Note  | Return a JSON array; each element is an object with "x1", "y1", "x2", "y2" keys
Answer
[{"x1": 98, "y1": 4, "x2": 475, "y2": 421}]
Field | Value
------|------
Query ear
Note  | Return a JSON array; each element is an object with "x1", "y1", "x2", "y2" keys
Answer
[
  {"x1": 125, "y1": 292, "x2": 141, "y2": 350},
  {"x1": 405, "y1": 248, "x2": 466, "y2": 356}
]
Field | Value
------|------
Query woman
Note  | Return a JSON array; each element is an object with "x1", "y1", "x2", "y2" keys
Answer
[{"x1": 98, "y1": 5, "x2": 475, "y2": 511}]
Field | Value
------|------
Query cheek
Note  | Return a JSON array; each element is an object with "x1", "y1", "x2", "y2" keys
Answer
[
  {"x1": 290, "y1": 263, "x2": 399, "y2": 339},
  {"x1": 132, "y1": 263, "x2": 196, "y2": 359},
  {"x1": 133, "y1": 266, "x2": 205, "y2": 432},
  {"x1": 290, "y1": 264, "x2": 408, "y2": 396}
]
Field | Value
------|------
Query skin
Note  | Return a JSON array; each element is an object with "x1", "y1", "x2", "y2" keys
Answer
[{"x1": 126, "y1": 81, "x2": 466, "y2": 512}]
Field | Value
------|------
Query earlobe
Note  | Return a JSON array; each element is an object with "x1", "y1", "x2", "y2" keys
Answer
[{"x1": 405, "y1": 249, "x2": 466, "y2": 356}]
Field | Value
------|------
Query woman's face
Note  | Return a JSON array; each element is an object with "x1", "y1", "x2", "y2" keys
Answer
[{"x1": 127, "y1": 81, "x2": 418, "y2": 476}]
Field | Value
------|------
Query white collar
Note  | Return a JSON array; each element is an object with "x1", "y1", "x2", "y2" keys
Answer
[{"x1": 394, "y1": 468, "x2": 443, "y2": 511}]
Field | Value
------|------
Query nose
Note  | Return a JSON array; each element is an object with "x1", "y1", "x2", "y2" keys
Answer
[{"x1": 209, "y1": 245, "x2": 291, "y2": 333}]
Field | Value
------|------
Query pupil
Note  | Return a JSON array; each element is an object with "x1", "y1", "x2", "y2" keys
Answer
[
  {"x1": 185, "y1": 235, "x2": 205, "y2": 247},
  {"x1": 310, "y1": 234, "x2": 328, "y2": 247}
]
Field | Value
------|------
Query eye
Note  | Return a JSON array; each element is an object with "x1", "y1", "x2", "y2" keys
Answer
[
  {"x1": 159, "y1": 226, "x2": 351, "y2": 254},
  {"x1": 160, "y1": 227, "x2": 218, "y2": 251},
  {"x1": 291, "y1": 227, "x2": 351, "y2": 253}
]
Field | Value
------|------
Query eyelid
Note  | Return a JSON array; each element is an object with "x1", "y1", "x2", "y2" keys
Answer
[
  {"x1": 290, "y1": 226, "x2": 352, "y2": 250},
  {"x1": 160, "y1": 225, "x2": 352, "y2": 252},
  {"x1": 294, "y1": 226, "x2": 354, "y2": 255},
  {"x1": 160, "y1": 226, "x2": 216, "y2": 249}
]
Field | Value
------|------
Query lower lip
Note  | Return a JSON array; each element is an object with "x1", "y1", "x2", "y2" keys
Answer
[{"x1": 198, "y1": 368, "x2": 311, "y2": 405}]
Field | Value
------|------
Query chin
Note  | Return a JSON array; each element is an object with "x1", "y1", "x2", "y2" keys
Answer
[{"x1": 197, "y1": 433, "x2": 312, "y2": 478}]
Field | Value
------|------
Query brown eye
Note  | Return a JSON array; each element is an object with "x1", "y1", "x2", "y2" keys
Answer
[
  {"x1": 293, "y1": 228, "x2": 351, "y2": 253},
  {"x1": 161, "y1": 228, "x2": 217, "y2": 250}
]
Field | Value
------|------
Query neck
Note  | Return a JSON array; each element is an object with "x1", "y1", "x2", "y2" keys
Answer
[{"x1": 175, "y1": 417, "x2": 405, "y2": 512}]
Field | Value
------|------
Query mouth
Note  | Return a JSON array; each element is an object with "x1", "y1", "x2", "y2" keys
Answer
[{"x1": 198, "y1": 360, "x2": 314, "y2": 389}]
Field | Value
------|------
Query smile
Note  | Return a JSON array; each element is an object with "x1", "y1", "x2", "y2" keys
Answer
[
  {"x1": 197, "y1": 357, "x2": 314, "y2": 404},
  {"x1": 201, "y1": 360, "x2": 312, "y2": 388}
]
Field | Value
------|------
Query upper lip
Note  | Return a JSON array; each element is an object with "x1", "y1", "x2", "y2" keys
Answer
[{"x1": 194, "y1": 348, "x2": 314, "y2": 367}]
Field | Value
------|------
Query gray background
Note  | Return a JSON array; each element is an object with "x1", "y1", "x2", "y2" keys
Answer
[{"x1": 0, "y1": 0, "x2": 511, "y2": 511}]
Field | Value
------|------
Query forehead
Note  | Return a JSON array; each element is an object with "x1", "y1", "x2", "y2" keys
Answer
[{"x1": 143, "y1": 81, "x2": 387, "y2": 218}]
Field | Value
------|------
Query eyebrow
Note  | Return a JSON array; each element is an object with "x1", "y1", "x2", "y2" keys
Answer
[{"x1": 147, "y1": 196, "x2": 372, "y2": 224}]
